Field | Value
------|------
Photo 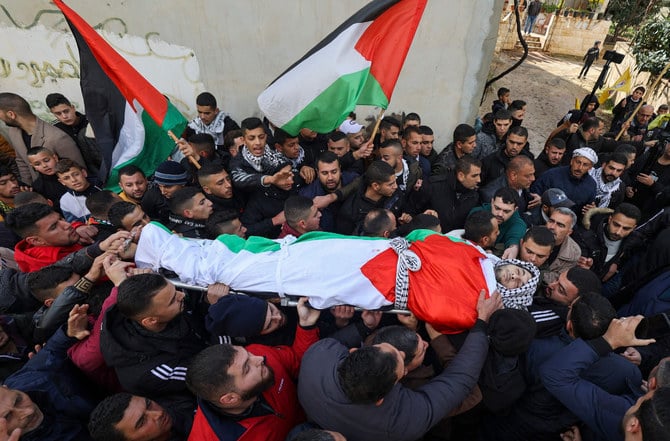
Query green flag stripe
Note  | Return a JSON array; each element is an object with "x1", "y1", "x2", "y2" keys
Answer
[
  {"x1": 105, "y1": 106, "x2": 187, "y2": 192},
  {"x1": 282, "y1": 67, "x2": 388, "y2": 135}
]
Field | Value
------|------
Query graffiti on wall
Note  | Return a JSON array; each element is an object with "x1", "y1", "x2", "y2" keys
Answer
[{"x1": 0, "y1": 4, "x2": 204, "y2": 120}]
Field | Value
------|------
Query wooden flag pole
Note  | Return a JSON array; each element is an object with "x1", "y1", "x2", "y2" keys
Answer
[
  {"x1": 168, "y1": 130, "x2": 201, "y2": 169},
  {"x1": 615, "y1": 61, "x2": 670, "y2": 141},
  {"x1": 368, "y1": 108, "x2": 386, "y2": 145}
]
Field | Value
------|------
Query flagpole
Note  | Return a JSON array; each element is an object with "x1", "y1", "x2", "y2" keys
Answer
[
  {"x1": 368, "y1": 108, "x2": 386, "y2": 145},
  {"x1": 615, "y1": 61, "x2": 670, "y2": 141},
  {"x1": 168, "y1": 130, "x2": 201, "y2": 169}
]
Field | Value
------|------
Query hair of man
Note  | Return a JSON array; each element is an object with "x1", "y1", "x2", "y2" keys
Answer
[
  {"x1": 570, "y1": 291, "x2": 616, "y2": 340},
  {"x1": 88, "y1": 392, "x2": 134, "y2": 441},
  {"x1": 116, "y1": 273, "x2": 169, "y2": 320},
  {"x1": 5, "y1": 202, "x2": 54, "y2": 237},
  {"x1": 337, "y1": 345, "x2": 398, "y2": 404}
]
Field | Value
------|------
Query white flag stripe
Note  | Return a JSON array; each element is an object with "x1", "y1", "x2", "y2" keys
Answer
[
  {"x1": 258, "y1": 22, "x2": 372, "y2": 127},
  {"x1": 111, "y1": 100, "x2": 145, "y2": 169}
]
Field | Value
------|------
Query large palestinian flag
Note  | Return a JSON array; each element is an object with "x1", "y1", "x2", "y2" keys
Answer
[
  {"x1": 53, "y1": 0, "x2": 187, "y2": 190},
  {"x1": 257, "y1": 0, "x2": 427, "y2": 136}
]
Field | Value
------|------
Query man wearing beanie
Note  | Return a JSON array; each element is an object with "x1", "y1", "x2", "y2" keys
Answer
[
  {"x1": 531, "y1": 147, "x2": 597, "y2": 219},
  {"x1": 185, "y1": 297, "x2": 320, "y2": 441},
  {"x1": 141, "y1": 160, "x2": 190, "y2": 224},
  {"x1": 205, "y1": 294, "x2": 287, "y2": 344}
]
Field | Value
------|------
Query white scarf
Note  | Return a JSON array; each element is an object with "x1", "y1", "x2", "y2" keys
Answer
[{"x1": 242, "y1": 145, "x2": 283, "y2": 172}]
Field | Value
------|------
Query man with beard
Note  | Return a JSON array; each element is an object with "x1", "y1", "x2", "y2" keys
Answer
[
  {"x1": 117, "y1": 165, "x2": 148, "y2": 205},
  {"x1": 434, "y1": 124, "x2": 477, "y2": 175},
  {"x1": 0, "y1": 93, "x2": 85, "y2": 185},
  {"x1": 299, "y1": 151, "x2": 357, "y2": 232},
  {"x1": 588, "y1": 153, "x2": 628, "y2": 209},
  {"x1": 572, "y1": 203, "x2": 642, "y2": 296},
  {"x1": 185, "y1": 297, "x2": 320, "y2": 441},
  {"x1": 531, "y1": 148, "x2": 597, "y2": 220},
  {"x1": 534, "y1": 138, "x2": 566, "y2": 178},
  {"x1": 429, "y1": 156, "x2": 481, "y2": 233}
]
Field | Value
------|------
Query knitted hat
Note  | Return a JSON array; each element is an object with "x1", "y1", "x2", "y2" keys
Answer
[
  {"x1": 488, "y1": 308, "x2": 537, "y2": 356},
  {"x1": 495, "y1": 259, "x2": 541, "y2": 310},
  {"x1": 572, "y1": 147, "x2": 598, "y2": 165},
  {"x1": 205, "y1": 294, "x2": 268, "y2": 337},
  {"x1": 153, "y1": 161, "x2": 189, "y2": 186}
]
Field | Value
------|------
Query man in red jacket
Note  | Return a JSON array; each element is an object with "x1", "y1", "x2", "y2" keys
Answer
[
  {"x1": 185, "y1": 297, "x2": 320, "y2": 441},
  {"x1": 6, "y1": 203, "x2": 82, "y2": 272}
]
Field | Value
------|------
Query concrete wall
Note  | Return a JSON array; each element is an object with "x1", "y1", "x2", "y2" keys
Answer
[
  {"x1": 495, "y1": 10, "x2": 610, "y2": 57},
  {"x1": 0, "y1": 0, "x2": 504, "y2": 148},
  {"x1": 545, "y1": 14, "x2": 610, "y2": 57}
]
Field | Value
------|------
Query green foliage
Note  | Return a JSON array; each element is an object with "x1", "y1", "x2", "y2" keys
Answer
[
  {"x1": 631, "y1": 19, "x2": 670, "y2": 78},
  {"x1": 543, "y1": 3, "x2": 559, "y2": 12},
  {"x1": 606, "y1": 0, "x2": 663, "y2": 40}
]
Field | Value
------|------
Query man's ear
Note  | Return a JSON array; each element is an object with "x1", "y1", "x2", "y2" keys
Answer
[
  {"x1": 182, "y1": 208, "x2": 194, "y2": 219},
  {"x1": 374, "y1": 398, "x2": 385, "y2": 407},
  {"x1": 625, "y1": 415, "x2": 642, "y2": 435},
  {"x1": 140, "y1": 316, "x2": 158, "y2": 329},
  {"x1": 25, "y1": 235, "x2": 45, "y2": 247},
  {"x1": 44, "y1": 298, "x2": 54, "y2": 308},
  {"x1": 81, "y1": 168, "x2": 88, "y2": 178},
  {"x1": 220, "y1": 392, "x2": 239, "y2": 406}
]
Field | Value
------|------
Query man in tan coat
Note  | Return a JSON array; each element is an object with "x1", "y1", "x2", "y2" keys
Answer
[{"x1": 0, "y1": 93, "x2": 85, "y2": 185}]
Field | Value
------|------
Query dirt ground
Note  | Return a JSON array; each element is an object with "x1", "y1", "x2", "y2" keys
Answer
[{"x1": 478, "y1": 50, "x2": 609, "y2": 155}]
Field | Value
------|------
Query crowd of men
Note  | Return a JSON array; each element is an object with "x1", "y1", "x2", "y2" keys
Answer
[{"x1": 0, "y1": 87, "x2": 668, "y2": 441}]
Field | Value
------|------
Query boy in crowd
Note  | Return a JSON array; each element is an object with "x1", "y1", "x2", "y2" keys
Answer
[
  {"x1": 181, "y1": 92, "x2": 239, "y2": 149},
  {"x1": 26, "y1": 147, "x2": 69, "y2": 212},
  {"x1": 55, "y1": 159, "x2": 101, "y2": 223},
  {"x1": 45, "y1": 93, "x2": 102, "y2": 177},
  {"x1": 492, "y1": 87, "x2": 511, "y2": 114},
  {"x1": 167, "y1": 187, "x2": 214, "y2": 238}
]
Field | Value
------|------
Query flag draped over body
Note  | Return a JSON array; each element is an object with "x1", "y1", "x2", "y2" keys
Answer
[
  {"x1": 257, "y1": 0, "x2": 427, "y2": 136},
  {"x1": 598, "y1": 67, "x2": 632, "y2": 105},
  {"x1": 53, "y1": 0, "x2": 187, "y2": 190}
]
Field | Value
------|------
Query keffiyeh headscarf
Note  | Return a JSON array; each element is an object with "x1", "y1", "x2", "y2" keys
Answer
[{"x1": 495, "y1": 259, "x2": 540, "y2": 310}]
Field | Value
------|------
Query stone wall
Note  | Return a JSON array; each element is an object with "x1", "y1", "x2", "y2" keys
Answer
[
  {"x1": 545, "y1": 14, "x2": 611, "y2": 57},
  {"x1": 494, "y1": 10, "x2": 611, "y2": 57}
]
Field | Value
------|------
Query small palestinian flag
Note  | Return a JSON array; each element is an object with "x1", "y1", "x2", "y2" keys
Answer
[
  {"x1": 53, "y1": 0, "x2": 187, "y2": 190},
  {"x1": 258, "y1": 0, "x2": 427, "y2": 136}
]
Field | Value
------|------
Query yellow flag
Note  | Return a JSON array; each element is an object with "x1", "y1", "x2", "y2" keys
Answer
[
  {"x1": 575, "y1": 97, "x2": 580, "y2": 109},
  {"x1": 598, "y1": 89, "x2": 611, "y2": 105},
  {"x1": 610, "y1": 67, "x2": 632, "y2": 94},
  {"x1": 597, "y1": 67, "x2": 632, "y2": 105}
]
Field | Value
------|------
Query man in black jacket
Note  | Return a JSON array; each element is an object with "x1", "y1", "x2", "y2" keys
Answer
[
  {"x1": 572, "y1": 203, "x2": 642, "y2": 296},
  {"x1": 429, "y1": 156, "x2": 481, "y2": 232},
  {"x1": 336, "y1": 161, "x2": 403, "y2": 235},
  {"x1": 100, "y1": 274, "x2": 209, "y2": 402}
]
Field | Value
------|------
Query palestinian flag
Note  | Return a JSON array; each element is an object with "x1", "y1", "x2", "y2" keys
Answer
[
  {"x1": 54, "y1": 0, "x2": 187, "y2": 190},
  {"x1": 257, "y1": 0, "x2": 426, "y2": 136}
]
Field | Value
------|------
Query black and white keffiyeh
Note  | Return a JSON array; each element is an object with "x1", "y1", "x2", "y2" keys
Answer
[
  {"x1": 590, "y1": 167, "x2": 621, "y2": 208},
  {"x1": 495, "y1": 259, "x2": 540, "y2": 310},
  {"x1": 188, "y1": 111, "x2": 230, "y2": 145},
  {"x1": 241, "y1": 145, "x2": 284, "y2": 172}
]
